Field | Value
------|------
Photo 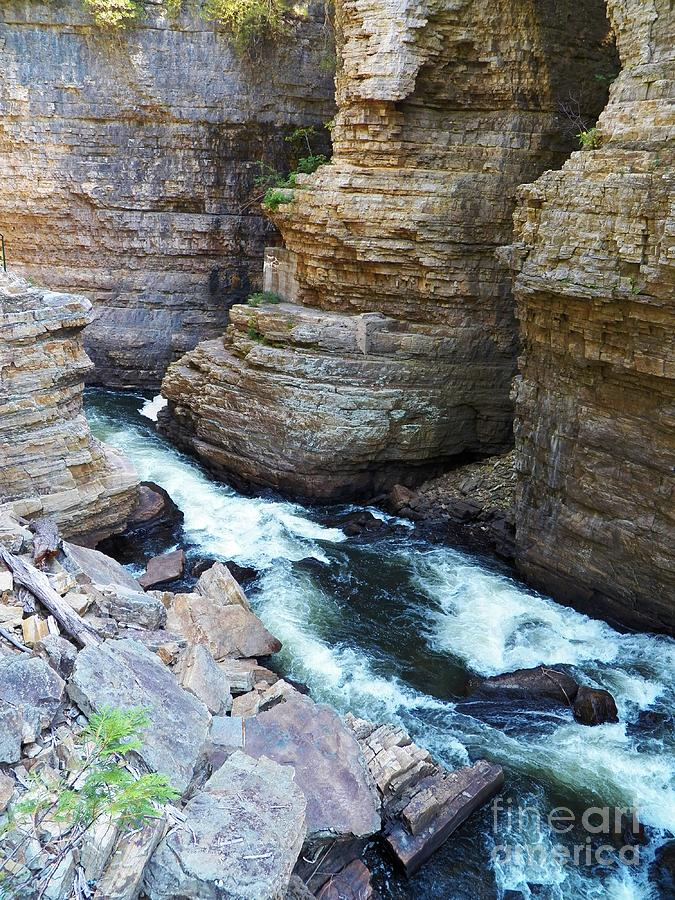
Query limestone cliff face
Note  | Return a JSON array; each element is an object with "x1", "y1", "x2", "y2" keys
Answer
[
  {"x1": 507, "y1": 0, "x2": 674, "y2": 633},
  {"x1": 0, "y1": 275, "x2": 139, "y2": 543},
  {"x1": 0, "y1": 0, "x2": 334, "y2": 388},
  {"x1": 160, "y1": 0, "x2": 613, "y2": 501}
]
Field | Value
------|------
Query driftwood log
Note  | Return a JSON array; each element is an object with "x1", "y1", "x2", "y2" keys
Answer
[{"x1": 0, "y1": 548, "x2": 101, "y2": 648}]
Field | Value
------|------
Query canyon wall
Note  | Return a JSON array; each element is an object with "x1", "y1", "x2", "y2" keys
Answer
[
  {"x1": 159, "y1": 0, "x2": 614, "y2": 501},
  {"x1": 507, "y1": 0, "x2": 674, "y2": 633},
  {"x1": 0, "y1": 0, "x2": 334, "y2": 388},
  {"x1": 0, "y1": 275, "x2": 139, "y2": 544}
]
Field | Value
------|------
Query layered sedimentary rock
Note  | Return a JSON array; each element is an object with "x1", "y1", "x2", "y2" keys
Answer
[
  {"x1": 160, "y1": 0, "x2": 613, "y2": 500},
  {"x1": 506, "y1": 0, "x2": 674, "y2": 633},
  {"x1": 0, "y1": 0, "x2": 334, "y2": 388},
  {"x1": 0, "y1": 275, "x2": 139, "y2": 542}
]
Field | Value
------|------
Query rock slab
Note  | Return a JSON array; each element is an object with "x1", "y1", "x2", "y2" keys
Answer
[
  {"x1": 68, "y1": 638, "x2": 210, "y2": 792},
  {"x1": 144, "y1": 751, "x2": 306, "y2": 900}
]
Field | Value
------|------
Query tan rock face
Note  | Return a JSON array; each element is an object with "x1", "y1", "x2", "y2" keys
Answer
[
  {"x1": 160, "y1": 0, "x2": 613, "y2": 500},
  {"x1": 0, "y1": 276, "x2": 139, "y2": 543},
  {"x1": 0, "y1": 0, "x2": 335, "y2": 388},
  {"x1": 507, "y1": 0, "x2": 674, "y2": 634}
]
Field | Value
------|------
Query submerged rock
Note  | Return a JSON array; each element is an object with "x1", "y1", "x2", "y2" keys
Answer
[
  {"x1": 69, "y1": 638, "x2": 210, "y2": 792},
  {"x1": 144, "y1": 751, "x2": 306, "y2": 900},
  {"x1": 467, "y1": 666, "x2": 579, "y2": 706},
  {"x1": 572, "y1": 686, "x2": 619, "y2": 726}
]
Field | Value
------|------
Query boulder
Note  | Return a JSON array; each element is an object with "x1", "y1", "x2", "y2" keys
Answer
[
  {"x1": 572, "y1": 686, "x2": 619, "y2": 726},
  {"x1": 68, "y1": 638, "x2": 210, "y2": 792},
  {"x1": 167, "y1": 591, "x2": 281, "y2": 660},
  {"x1": 467, "y1": 666, "x2": 579, "y2": 706},
  {"x1": 139, "y1": 549, "x2": 186, "y2": 590},
  {"x1": 143, "y1": 752, "x2": 306, "y2": 900},
  {"x1": 125, "y1": 482, "x2": 183, "y2": 535},
  {"x1": 244, "y1": 690, "x2": 381, "y2": 840},
  {"x1": 196, "y1": 562, "x2": 251, "y2": 610},
  {"x1": 204, "y1": 715, "x2": 245, "y2": 770},
  {"x1": 61, "y1": 542, "x2": 143, "y2": 594},
  {"x1": 176, "y1": 644, "x2": 232, "y2": 714},
  {"x1": 95, "y1": 586, "x2": 167, "y2": 630},
  {"x1": 36, "y1": 634, "x2": 78, "y2": 679},
  {"x1": 0, "y1": 654, "x2": 65, "y2": 743},
  {"x1": 217, "y1": 658, "x2": 279, "y2": 694},
  {"x1": 315, "y1": 860, "x2": 373, "y2": 900}
]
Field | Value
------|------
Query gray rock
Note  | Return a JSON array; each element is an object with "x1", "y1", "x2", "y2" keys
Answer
[
  {"x1": 0, "y1": 655, "x2": 65, "y2": 743},
  {"x1": 36, "y1": 634, "x2": 78, "y2": 679},
  {"x1": 68, "y1": 638, "x2": 210, "y2": 793},
  {"x1": 144, "y1": 751, "x2": 306, "y2": 900},
  {"x1": 244, "y1": 691, "x2": 381, "y2": 840},
  {"x1": 196, "y1": 562, "x2": 251, "y2": 611},
  {"x1": 62, "y1": 542, "x2": 143, "y2": 593},
  {"x1": 0, "y1": 700, "x2": 23, "y2": 763},
  {"x1": 96, "y1": 586, "x2": 167, "y2": 630},
  {"x1": 176, "y1": 644, "x2": 232, "y2": 715}
]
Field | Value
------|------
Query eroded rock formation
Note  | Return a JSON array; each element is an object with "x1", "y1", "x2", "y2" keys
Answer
[
  {"x1": 0, "y1": 275, "x2": 139, "y2": 543},
  {"x1": 160, "y1": 0, "x2": 613, "y2": 500},
  {"x1": 506, "y1": 0, "x2": 674, "y2": 634},
  {"x1": 0, "y1": 0, "x2": 334, "y2": 388}
]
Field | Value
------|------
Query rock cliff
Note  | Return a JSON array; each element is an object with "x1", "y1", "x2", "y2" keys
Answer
[
  {"x1": 159, "y1": 0, "x2": 613, "y2": 501},
  {"x1": 506, "y1": 0, "x2": 674, "y2": 633},
  {"x1": 0, "y1": 0, "x2": 334, "y2": 388},
  {"x1": 0, "y1": 275, "x2": 139, "y2": 543}
]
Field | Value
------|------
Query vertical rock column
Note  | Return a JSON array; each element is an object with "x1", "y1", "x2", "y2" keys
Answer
[
  {"x1": 160, "y1": 0, "x2": 613, "y2": 501},
  {"x1": 507, "y1": 0, "x2": 674, "y2": 633},
  {"x1": 0, "y1": 275, "x2": 139, "y2": 543}
]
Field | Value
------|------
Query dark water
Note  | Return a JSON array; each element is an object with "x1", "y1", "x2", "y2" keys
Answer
[{"x1": 87, "y1": 389, "x2": 675, "y2": 900}]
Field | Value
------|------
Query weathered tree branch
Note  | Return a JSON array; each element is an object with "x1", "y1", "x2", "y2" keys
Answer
[{"x1": 0, "y1": 548, "x2": 101, "y2": 648}]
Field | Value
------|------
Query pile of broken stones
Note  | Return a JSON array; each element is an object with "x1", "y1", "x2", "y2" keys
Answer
[{"x1": 0, "y1": 506, "x2": 504, "y2": 899}]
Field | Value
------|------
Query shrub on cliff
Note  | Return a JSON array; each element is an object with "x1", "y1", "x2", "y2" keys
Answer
[
  {"x1": 82, "y1": 0, "x2": 143, "y2": 28},
  {"x1": 202, "y1": 0, "x2": 288, "y2": 51}
]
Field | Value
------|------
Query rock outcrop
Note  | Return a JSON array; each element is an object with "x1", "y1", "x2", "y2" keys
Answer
[
  {"x1": 506, "y1": 0, "x2": 674, "y2": 634},
  {"x1": 160, "y1": 0, "x2": 613, "y2": 501},
  {"x1": 0, "y1": 275, "x2": 139, "y2": 543},
  {"x1": 0, "y1": 0, "x2": 335, "y2": 388}
]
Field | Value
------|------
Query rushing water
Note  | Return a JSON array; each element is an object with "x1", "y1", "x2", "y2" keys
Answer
[{"x1": 86, "y1": 389, "x2": 675, "y2": 900}]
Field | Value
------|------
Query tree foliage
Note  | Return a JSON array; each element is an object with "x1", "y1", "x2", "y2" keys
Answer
[{"x1": 0, "y1": 707, "x2": 178, "y2": 899}]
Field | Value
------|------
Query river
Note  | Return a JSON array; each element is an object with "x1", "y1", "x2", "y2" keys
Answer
[{"x1": 86, "y1": 389, "x2": 675, "y2": 900}]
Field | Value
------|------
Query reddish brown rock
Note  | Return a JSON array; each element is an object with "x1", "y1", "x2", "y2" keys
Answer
[
  {"x1": 139, "y1": 549, "x2": 186, "y2": 589},
  {"x1": 573, "y1": 686, "x2": 619, "y2": 726}
]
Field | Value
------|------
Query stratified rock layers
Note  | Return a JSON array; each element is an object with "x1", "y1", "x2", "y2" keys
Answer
[
  {"x1": 160, "y1": 0, "x2": 613, "y2": 500},
  {"x1": 508, "y1": 0, "x2": 674, "y2": 633},
  {"x1": 0, "y1": 275, "x2": 139, "y2": 542},
  {"x1": 0, "y1": 0, "x2": 334, "y2": 388}
]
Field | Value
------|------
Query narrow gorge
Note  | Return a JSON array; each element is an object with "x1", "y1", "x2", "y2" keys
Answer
[{"x1": 0, "y1": 0, "x2": 673, "y2": 899}]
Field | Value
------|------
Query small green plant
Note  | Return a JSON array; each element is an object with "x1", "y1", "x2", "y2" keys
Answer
[
  {"x1": 202, "y1": 0, "x2": 288, "y2": 51},
  {"x1": 577, "y1": 127, "x2": 601, "y2": 150},
  {"x1": 246, "y1": 324, "x2": 266, "y2": 342},
  {"x1": 247, "y1": 291, "x2": 282, "y2": 306},
  {"x1": 0, "y1": 707, "x2": 178, "y2": 899},
  {"x1": 82, "y1": 0, "x2": 144, "y2": 27},
  {"x1": 262, "y1": 187, "x2": 293, "y2": 211},
  {"x1": 295, "y1": 154, "x2": 328, "y2": 175}
]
